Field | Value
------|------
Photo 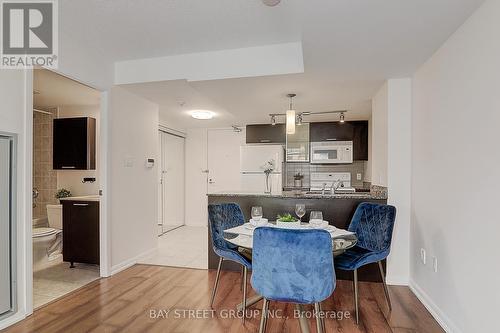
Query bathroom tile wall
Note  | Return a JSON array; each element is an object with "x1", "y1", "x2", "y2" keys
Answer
[
  {"x1": 284, "y1": 161, "x2": 367, "y2": 188},
  {"x1": 33, "y1": 109, "x2": 58, "y2": 219}
]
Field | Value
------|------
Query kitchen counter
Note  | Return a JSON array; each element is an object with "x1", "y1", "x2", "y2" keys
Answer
[
  {"x1": 208, "y1": 190, "x2": 386, "y2": 200},
  {"x1": 59, "y1": 195, "x2": 100, "y2": 202}
]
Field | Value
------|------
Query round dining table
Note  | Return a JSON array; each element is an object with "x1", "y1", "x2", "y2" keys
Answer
[{"x1": 223, "y1": 223, "x2": 358, "y2": 333}]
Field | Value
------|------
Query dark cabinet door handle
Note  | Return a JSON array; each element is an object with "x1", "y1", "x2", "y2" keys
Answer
[
  {"x1": 260, "y1": 139, "x2": 271, "y2": 143},
  {"x1": 61, "y1": 166, "x2": 76, "y2": 169},
  {"x1": 326, "y1": 138, "x2": 337, "y2": 141},
  {"x1": 73, "y1": 203, "x2": 89, "y2": 206}
]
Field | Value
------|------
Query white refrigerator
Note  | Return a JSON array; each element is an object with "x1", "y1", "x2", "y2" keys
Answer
[{"x1": 240, "y1": 145, "x2": 284, "y2": 194}]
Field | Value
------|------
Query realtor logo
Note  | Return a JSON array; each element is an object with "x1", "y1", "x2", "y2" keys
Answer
[{"x1": 1, "y1": 0, "x2": 58, "y2": 68}]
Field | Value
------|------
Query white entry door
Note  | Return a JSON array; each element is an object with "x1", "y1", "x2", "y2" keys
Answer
[
  {"x1": 159, "y1": 131, "x2": 185, "y2": 234},
  {"x1": 207, "y1": 128, "x2": 245, "y2": 193}
]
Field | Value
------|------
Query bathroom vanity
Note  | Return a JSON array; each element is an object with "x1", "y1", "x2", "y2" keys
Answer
[{"x1": 60, "y1": 196, "x2": 100, "y2": 267}]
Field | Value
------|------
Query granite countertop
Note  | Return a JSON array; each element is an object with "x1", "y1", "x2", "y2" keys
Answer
[
  {"x1": 208, "y1": 190, "x2": 387, "y2": 200},
  {"x1": 59, "y1": 195, "x2": 100, "y2": 202}
]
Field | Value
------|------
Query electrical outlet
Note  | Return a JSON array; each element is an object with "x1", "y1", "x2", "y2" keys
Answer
[
  {"x1": 420, "y1": 248, "x2": 426, "y2": 265},
  {"x1": 356, "y1": 173, "x2": 362, "y2": 181},
  {"x1": 432, "y1": 256, "x2": 438, "y2": 272}
]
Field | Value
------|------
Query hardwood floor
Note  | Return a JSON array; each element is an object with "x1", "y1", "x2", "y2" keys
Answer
[{"x1": 2, "y1": 264, "x2": 444, "y2": 333}]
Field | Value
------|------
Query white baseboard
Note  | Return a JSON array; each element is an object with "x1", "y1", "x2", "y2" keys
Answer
[
  {"x1": 110, "y1": 247, "x2": 156, "y2": 275},
  {"x1": 386, "y1": 275, "x2": 409, "y2": 286},
  {"x1": 409, "y1": 280, "x2": 461, "y2": 333}
]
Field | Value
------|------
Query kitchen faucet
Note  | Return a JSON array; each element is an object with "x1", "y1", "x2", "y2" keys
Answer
[{"x1": 330, "y1": 180, "x2": 343, "y2": 194}]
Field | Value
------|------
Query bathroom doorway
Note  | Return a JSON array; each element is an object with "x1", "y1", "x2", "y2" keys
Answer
[{"x1": 31, "y1": 69, "x2": 100, "y2": 309}]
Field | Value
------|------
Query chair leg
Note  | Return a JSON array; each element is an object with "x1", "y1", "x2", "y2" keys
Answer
[
  {"x1": 319, "y1": 302, "x2": 325, "y2": 333},
  {"x1": 378, "y1": 261, "x2": 392, "y2": 311},
  {"x1": 314, "y1": 303, "x2": 323, "y2": 333},
  {"x1": 259, "y1": 298, "x2": 269, "y2": 333},
  {"x1": 353, "y1": 269, "x2": 359, "y2": 324},
  {"x1": 240, "y1": 265, "x2": 244, "y2": 291},
  {"x1": 242, "y1": 266, "x2": 248, "y2": 322},
  {"x1": 210, "y1": 257, "x2": 223, "y2": 307}
]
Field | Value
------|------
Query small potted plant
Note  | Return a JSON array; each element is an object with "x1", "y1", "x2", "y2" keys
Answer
[
  {"x1": 293, "y1": 172, "x2": 304, "y2": 188},
  {"x1": 55, "y1": 188, "x2": 71, "y2": 202},
  {"x1": 276, "y1": 213, "x2": 301, "y2": 229}
]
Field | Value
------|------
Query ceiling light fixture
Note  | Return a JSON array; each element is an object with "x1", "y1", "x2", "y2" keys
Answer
[
  {"x1": 262, "y1": 0, "x2": 281, "y2": 6},
  {"x1": 270, "y1": 115, "x2": 276, "y2": 126},
  {"x1": 191, "y1": 110, "x2": 214, "y2": 120},
  {"x1": 296, "y1": 113, "x2": 303, "y2": 126},
  {"x1": 286, "y1": 93, "x2": 296, "y2": 135}
]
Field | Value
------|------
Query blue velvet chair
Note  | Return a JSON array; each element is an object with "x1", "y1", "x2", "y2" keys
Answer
[
  {"x1": 208, "y1": 203, "x2": 252, "y2": 314},
  {"x1": 335, "y1": 202, "x2": 396, "y2": 324},
  {"x1": 251, "y1": 227, "x2": 335, "y2": 333}
]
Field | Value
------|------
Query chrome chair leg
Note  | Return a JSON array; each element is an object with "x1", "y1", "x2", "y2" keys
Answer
[
  {"x1": 319, "y1": 302, "x2": 325, "y2": 333},
  {"x1": 210, "y1": 257, "x2": 223, "y2": 307},
  {"x1": 314, "y1": 303, "x2": 323, "y2": 333},
  {"x1": 240, "y1": 265, "x2": 244, "y2": 291},
  {"x1": 242, "y1": 266, "x2": 248, "y2": 322},
  {"x1": 259, "y1": 298, "x2": 269, "y2": 333},
  {"x1": 353, "y1": 269, "x2": 359, "y2": 324},
  {"x1": 378, "y1": 261, "x2": 392, "y2": 311}
]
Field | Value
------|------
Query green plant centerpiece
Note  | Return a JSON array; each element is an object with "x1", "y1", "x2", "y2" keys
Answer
[
  {"x1": 55, "y1": 188, "x2": 71, "y2": 201},
  {"x1": 276, "y1": 213, "x2": 301, "y2": 228}
]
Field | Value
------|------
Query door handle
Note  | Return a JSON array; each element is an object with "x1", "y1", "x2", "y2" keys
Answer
[
  {"x1": 73, "y1": 203, "x2": 89, "y2": 206},
  {"x1": 326, "y1": 138, "x2": 337, "y2": 141},
  {"x1": 260, "y1": 139, "x2": 271, "y2": 143},
  {"x1": 61, "y1": 166, "x2": 76, "y2": 169}
]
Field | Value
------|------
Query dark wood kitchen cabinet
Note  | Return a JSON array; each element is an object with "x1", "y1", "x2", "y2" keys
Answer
[
  {"x1": 62, "y1": 200, "x2": 99, "y2": 267},
  {"x1": 246, "y1": 124, "x2": 286, "y2": 144},
  {"x1": 309, "y1": 121, "x2": 368, "y2": 160},
  {"x1": 53, "y1": 117, "x2": 96, "y2": 170}
]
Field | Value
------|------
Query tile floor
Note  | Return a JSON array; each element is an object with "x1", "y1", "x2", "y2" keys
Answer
[
  {"x1": 140, "y1": 225, "x2": 208, "y2": 269},
  {"x1": 33, "y1": 262, "x2": 100, "y2": 309}
]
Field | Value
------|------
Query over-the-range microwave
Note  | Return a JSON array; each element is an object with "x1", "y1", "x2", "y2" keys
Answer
[{"x1": 310, "y1": 141, "x2": 353, "y2": 164}]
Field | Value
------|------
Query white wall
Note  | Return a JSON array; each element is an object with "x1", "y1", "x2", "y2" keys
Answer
[
  {"x1": 371, "y1": 82, "x2": 388, "y2": 186},
  {"x1": 411, "y1": 0, "x2": 500, "y2": 331},
  {"x1": 108, "y1": 87, "x2": 159, "y2": 272},
  {"x1": 0, "y1": 70, "x2": 32, "y2": 329},
  {"x1": 57, "y1": 105, "x2": 100, "y2": 196},
  {"x1": 184, "y1": 128, "x2": 208, "y2": 227},
  {"x1": 386, "y1": 79, "x2": 411, "y2": 285},
  {"x1": 370, "y1": 79, "x2": 411, "y2": 285}
]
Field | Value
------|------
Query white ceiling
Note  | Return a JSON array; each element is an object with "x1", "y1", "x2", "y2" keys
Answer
[
  {"x1": 60, "y1": 0, "x2": 485, "y2": 128},
  {"x1": 33, "y1": 69, "x2": 100, "y2": 108}
]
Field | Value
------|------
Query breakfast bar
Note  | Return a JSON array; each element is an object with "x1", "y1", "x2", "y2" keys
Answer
[{"x1": 208, "y1": 189, "x2": 388, "y2": 282}]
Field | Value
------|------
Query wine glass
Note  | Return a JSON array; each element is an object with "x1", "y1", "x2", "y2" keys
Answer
[
  {"x1": 295, "y1": 204, "x2": 306, "y2": 222},
  {"x1": 251, "y1": 206, "x2": 263, "y2": 221},
  {"x1": 310, "y1": 211, "x2": 323, "y2": 226}
]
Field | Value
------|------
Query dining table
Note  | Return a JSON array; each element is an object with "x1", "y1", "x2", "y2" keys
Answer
[{"x1": 223, "y1": 222, "x2": 358, "y2": 333}]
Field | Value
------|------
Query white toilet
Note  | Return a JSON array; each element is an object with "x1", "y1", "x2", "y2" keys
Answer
[{"x1": 33, "y1": 204, "x2": 63, "y2": 272}]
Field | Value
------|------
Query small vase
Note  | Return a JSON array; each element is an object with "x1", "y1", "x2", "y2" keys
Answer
[{"x1": 265, "y1": 173, "x2": 272, "y2": 194}]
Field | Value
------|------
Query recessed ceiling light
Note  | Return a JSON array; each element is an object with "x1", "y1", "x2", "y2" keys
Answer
[
  {"x1": 262, "y1": 0, "x2": 281, "y2": 6},
  {"x1": 191, "y1": 110, "x2": 215, "y2": 120}
]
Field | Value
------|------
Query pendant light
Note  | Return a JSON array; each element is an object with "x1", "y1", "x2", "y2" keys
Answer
[{"x1": 286, "y1": 93, "x2": 296, "y2": 135}]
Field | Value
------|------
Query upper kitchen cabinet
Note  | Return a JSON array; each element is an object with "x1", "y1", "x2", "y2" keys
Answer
[
  {"x1": 309, "y1": 121, "x2": 368, "y2": 160},
  {"x1": 53, "y1": 117, "x2": 96, "y2": 170},
  {"x1": 246, "y1": 124, "x2": 286, "y2": 144},
  {"x1": 286, "y1": 123, "x2": 310, "y2": 162}
]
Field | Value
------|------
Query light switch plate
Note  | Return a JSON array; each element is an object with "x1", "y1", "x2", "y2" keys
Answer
[
  {"x1": 356, "y1": 173, "x2": 362, "y2": 181},
  {"x1": 420, "y1": 248, "x2": 426, "y2": 265}
]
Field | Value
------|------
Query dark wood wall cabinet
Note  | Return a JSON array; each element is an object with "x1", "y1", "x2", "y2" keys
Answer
[
  {"x1": 310, "y1": 121, "x2": 368, "y2": 160},
  {"x1": 246, "y1": 124, "x2": 286, "y2": 144},
  {"x1": 53, "y1": 117, "x2": 96, "y2": 170},
  {"x1": 62, "y1": 200, "x2": 100, "y2": 267}
]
